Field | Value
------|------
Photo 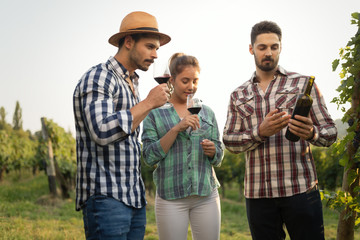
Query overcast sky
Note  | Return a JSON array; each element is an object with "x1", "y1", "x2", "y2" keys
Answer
[{"x1": 0, "y1": 0, "x2": 359, "y2": 136}]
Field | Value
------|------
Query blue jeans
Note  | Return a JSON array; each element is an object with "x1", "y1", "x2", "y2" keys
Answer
[
  {"x1": 246, "y1": 189, "x2": 324, "y2": 240},
  {"x1": 82, "y1": 195, "x2": 146, "y2": 240}
]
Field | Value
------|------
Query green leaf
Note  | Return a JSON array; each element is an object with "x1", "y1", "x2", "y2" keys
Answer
[
  {"x1": 351, "y1": 12, "x2": 359, "y2": 21},
  {"x1": 332, "y1": 59, "x2": 340, "y2": 71},
  {"x1": 355, "y1": 218, "x2": 360, "y2": 227}
]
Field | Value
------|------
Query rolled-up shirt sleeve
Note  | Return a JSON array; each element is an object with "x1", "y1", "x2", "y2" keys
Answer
[
  {"x1": 78, "y1": 68, "x2": 133, "y2": 146},
  {"x1": 308, "y1": 83, "x2": 337, "y2": 146}
]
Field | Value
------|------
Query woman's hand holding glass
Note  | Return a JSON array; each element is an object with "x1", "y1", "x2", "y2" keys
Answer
[
  {"x1": 174, "y1": 115, "x2": 200, "y2": 133},
  {"x1": 187, "y1": 94, "x2": 206, "y2": 135}
]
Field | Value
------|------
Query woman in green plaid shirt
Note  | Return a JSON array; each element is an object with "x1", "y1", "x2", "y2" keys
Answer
[{"x1": 142, "y1": 53, "x2": 224, "y2": 240}]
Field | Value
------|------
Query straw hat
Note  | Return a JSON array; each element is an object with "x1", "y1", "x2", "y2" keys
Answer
[{"x1": 108, "y1": 11, "x2": 171, "y2": 47}]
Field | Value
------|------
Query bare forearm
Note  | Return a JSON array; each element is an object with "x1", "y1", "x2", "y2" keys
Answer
[{"x1": 130, "y1": 99, "x2": 153, "y2": 132}]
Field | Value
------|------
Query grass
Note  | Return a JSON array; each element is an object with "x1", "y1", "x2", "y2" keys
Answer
[
  {"x1": 0, "y1": 171, "x2": 84, "y2": 240},
  {"x1": 0, "y1": 170, "x2": 357, "y2": 240}
]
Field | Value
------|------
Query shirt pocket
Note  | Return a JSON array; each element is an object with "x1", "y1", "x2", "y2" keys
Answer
[
  {"x1": 275, "y1": 87, "x2": 299, "y2": 113},
  {"x1": 235, "y1": 95, "x2": 255, "y2": 119},
  {"x1": 198, "y1": 116, "x2": 214, "y2": 139}
]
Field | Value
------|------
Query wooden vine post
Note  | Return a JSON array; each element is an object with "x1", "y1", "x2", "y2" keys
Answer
[{"x1": 41, "y1": 117, "x2": 57, "y2": 197}]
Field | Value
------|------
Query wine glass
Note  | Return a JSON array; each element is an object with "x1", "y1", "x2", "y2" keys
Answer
[
  {"x1": 153, "y1": 58, "x2": 172, "y2": 108},
  {"x1": 187, "y1": 94, "x2": 205, "y2": 135}
]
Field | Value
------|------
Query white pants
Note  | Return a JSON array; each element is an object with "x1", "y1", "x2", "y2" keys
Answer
[{"x1": 155, "y1": 190, "x2": 221, "y2": 240}]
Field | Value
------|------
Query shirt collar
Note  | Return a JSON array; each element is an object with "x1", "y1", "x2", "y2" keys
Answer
[
  {"x1": 250, "y1": 65, "x2": 288, "y2": 83},
  {"x1": 108, "y1": 57, "x2": 139, "y2": 84}
]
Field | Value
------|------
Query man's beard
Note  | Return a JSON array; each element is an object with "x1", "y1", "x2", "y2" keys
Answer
[
  {"x1": 129, "y1": 48, "x2": 153, "y2": 71},
  {"x1": 255, "y1": 56, "x2": 278, "y2": 72},
  {"x1": 136, "y1": 60, "x2": 152, "y2": 71}
]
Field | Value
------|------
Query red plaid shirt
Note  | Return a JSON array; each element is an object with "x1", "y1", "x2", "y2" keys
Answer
[{"x1": 223, "y1": 66, "x2": 337, "y2": 198}]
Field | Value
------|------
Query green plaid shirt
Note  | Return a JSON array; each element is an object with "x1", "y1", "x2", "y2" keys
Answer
[{"x1": 141, "y1": 105, "x2": 223, "y2": 200}]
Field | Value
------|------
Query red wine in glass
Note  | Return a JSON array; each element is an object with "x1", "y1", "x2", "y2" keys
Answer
[
  {"x1": 187, "y1": 94, "x2": 204, "y2": 135},
  {"x1": 154, "y1": 74, "x2": 171, "y2": 84},
  {"x1": 187, "y1": 107, "x2": 201, "y2": 114},
  {"x1": 153, "y1": 58, "x2": 172, "y2": 108},
  {"x1": 187, "y1": 94, "x2": 202, "y2": 114}
]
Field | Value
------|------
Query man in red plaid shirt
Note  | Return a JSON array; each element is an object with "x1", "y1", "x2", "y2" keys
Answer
[{"x1": 223, "y1": 21, "x2": 337, "y2": 240}]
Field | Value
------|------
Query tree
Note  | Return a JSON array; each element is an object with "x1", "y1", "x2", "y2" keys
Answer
[
  {"x1": 0, "y1": 106, "x2": 11, "y2": 131},
  {"x1": 215, "y1": 150, "x2": 245, "y2": 200},
  {"x1": 0, "y1": 107, "x2": 6, "y2": 126},
  {"x1": 330, "y1": 12, "x2": 360, "y2": 240},
  {"x1": 12, "y1": 101, "x2": 23, "y2": 130},
  {"x1": 312, "y1": 146, "x2": 342, "y2": 191},
  {"x1": 0, "y1": 129, "x2": 11, "y2": 181}
]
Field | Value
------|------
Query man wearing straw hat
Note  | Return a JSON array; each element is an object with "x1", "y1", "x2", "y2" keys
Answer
[{"x1": 73, "y1": 11, "x2": 171, "y2": 239}]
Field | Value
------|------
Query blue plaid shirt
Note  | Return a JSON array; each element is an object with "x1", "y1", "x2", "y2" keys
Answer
[{"x1": 73, "y1": 57, "x2": 146, "y2": 211}]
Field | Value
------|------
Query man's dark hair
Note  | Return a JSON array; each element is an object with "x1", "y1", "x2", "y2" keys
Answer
[
  {"x1": 251, "y1": 21, "x2": 282, "y2": 45},
  {"x1": 118, "y1": 33, "x2": 160, "y2": 48}
]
